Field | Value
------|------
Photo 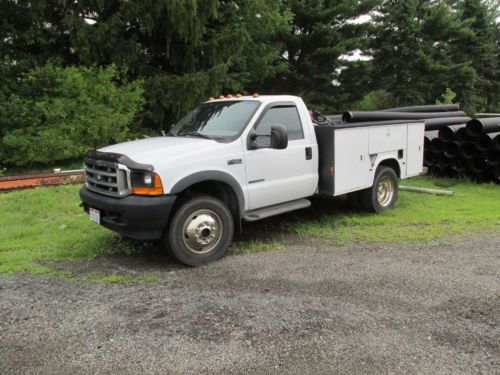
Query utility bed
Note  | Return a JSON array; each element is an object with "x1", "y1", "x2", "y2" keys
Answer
[{"x1": 314, "y1": 120, "x2": 425, "y2": 196}]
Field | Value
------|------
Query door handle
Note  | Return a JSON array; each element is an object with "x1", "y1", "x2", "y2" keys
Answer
[{"x1": 305, "y1": 147, "x2": 312, "y2": 160}]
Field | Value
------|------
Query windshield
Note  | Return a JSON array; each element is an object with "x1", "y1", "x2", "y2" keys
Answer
[{"x1": 169, "y1": 101, "x2": 260, "y2": 139}]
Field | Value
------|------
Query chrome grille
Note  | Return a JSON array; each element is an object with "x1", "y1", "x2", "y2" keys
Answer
[{"x1": 84, "y1": 160, "x2": 130, "y2": 197}]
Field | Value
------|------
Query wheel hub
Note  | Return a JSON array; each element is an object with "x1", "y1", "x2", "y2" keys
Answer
[
  {"x1": 377, "y1": 176, "x2": 394, "y2": 207},
  {"x1": 182, "y1": 210, "x2": 223, "y2": 254}
]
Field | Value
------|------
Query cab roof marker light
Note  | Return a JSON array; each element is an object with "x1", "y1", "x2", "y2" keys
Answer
[
  {"x1": 226, "y1": 94, "x2": 233, "y2": 98},
  {"x1": 252, "y1": 93, "x2": 259, "y2": 97},
  {"x1": 218, "y1": 95, "x2": 225, "y2": 99},
  {"x1": 208, "y1": 97, "x2": 214, "y2": 101},
  {"x1": 236, "y1": 93, "x2": 242, "y2": 98}
]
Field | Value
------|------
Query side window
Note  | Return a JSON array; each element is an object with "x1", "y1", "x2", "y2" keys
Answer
[{"x1": 254, "y1": 106, "x2": 304, "y2": 141}]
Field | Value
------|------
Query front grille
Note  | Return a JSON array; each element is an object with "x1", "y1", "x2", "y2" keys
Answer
[{"x1": 84, "y1": 160, "x2": 130, "y2": 197}]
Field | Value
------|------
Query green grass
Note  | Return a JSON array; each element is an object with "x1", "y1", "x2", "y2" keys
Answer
[
  {"x1": 289, "y1": 176, "x2": 500, "y2": 243},
  {"x1": 0, "y1": 177, "x2": 498, "y2": 279},
  {"x1": 0, "y1": 185, "x2": 157, "y2": 282}
]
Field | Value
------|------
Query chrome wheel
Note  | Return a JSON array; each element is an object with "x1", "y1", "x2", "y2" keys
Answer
[
  {"x1": 182, "y1": 209, "x2": 223, "y2": 254},
  {"x1": 377, "y1": 175, "x2": 394, "y2": 207}
]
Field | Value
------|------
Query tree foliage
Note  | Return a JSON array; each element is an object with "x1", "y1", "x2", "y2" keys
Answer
[
  {"x1": 0, "y1": 0, "x2": 499, "y2": 168},
  {"x1": 0, "y1": 65, "x2": 144, "y2": 166}
]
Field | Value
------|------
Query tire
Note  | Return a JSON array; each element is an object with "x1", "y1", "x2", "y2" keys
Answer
[
  {"x1": 360, "y1": 166, "x2": 398, "y2": 213},
  {"x1": 164, "y1": 195, "x2": 234, "y2": 266}
]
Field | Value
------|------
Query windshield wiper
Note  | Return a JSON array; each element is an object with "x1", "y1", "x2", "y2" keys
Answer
[{"x1": 176, "y1": 132, "x2": 213, "y2": 139}]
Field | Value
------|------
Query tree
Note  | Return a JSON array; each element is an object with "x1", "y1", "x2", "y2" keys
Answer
[
  {"x1": 60, "y1": 0, "x2": 290, "y2": 130},
  {"x1": 370, "y1": 0, "x2": 476, "y2": 109},
  {"x1": 265, "y1": 0, "x2": 378, "y2": 112},
  {"x1": 0, "y1": 64, "x2": 144, "y2": 167},
  {"x1": 451, "y1": 0, "x2": 499, "y2": 113}
]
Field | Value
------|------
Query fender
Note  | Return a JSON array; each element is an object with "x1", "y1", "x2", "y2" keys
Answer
[
  {"x1": 371, "y1": 156, "x2": 402, "y2": 185},
  {"x1": 170, "y1": 170, "x2": 246, "y2": 216}
]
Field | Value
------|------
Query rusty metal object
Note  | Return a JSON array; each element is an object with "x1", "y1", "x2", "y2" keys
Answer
[{"x1": 0, "y1": 171, "x2": 84, "y2": 192}]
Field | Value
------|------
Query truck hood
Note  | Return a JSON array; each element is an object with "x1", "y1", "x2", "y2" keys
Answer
[{"x1": 98, "y1": 136, "x2": 222, "y2": 165}]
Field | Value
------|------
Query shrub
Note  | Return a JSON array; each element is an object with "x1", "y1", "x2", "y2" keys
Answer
[{"x1": 0, "y1": 64, "x2": 144, "y2": 167}]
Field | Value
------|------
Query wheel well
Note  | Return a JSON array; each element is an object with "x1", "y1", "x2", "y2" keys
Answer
[
  {"x1": 173, "y1": 180, "x2": 240, "y2": 223},
  {"x1": 377, "y1": 158, "x2": 401, "y2": 178}
]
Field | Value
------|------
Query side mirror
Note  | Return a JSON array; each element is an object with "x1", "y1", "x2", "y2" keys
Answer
[{"x1": 270, "y1": 124, "x2": 288, "y2": 149}]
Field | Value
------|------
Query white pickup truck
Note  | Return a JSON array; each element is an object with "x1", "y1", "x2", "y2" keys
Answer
[{"x1": 80, "y1": 95, "x2": 424, "y2": 265}]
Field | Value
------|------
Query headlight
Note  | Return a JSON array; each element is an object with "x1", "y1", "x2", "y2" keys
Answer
[{"x1": 130, "y1": 171, "x2": 163, "y2": 196}]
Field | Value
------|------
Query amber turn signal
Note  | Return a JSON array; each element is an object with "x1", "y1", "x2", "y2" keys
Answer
[{"x1": 131, "y1": 173, "x2": 163, "y2": 196}]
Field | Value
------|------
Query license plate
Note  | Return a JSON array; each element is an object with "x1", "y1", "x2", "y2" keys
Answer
[{"x1": 89, "y1": 207, "x2": 100, "y2": 224}]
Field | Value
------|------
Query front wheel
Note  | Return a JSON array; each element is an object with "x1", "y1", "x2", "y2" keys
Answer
[
  {"x1": 164, "y1": 195, "x2": 234, "y2": 266},
  {"x1": 360, "y1": 166, "x2": 398, "y2": 213}
]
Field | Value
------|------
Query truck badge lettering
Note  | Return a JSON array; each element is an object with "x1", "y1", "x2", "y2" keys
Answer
[{"x1": 227, "y1": 159, "x2": 242, "y2": 165}]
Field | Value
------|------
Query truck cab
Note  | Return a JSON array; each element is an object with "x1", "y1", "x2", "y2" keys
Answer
[{"x1": 80, "y1": 95, "x2": 424, "y2": 266}]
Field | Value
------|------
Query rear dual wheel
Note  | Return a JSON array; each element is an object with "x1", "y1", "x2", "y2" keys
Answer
[
  {"x1": 164, "y1": 195, "x2": 234, "y2": 266},
  {"x1": 360, "y1": 166, "x2": 398, "y2": 213}
]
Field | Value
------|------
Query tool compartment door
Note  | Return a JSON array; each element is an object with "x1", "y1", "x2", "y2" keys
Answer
[
  {"x1": 334, "y1": 128, "x2": 370, "y2": 194},
  {"x1": 368, "y1": 125, "x2": 407, "y2": 155},
  {"x1": 406, "y1": 123, "x2": 425, "y2": 177}
]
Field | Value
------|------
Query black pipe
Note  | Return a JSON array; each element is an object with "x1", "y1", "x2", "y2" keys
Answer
[
  {"x1": 425, "y1": 117, "x2": 472, "y2": 131},
  {"x1": 443, "y1": 165, "x2": 456, "y2": 177},
  {"x1": 438, "y1": 124, "x2": 466, "y2": 142},
  {"x1": 455, "y1": 127, "x2": 476, "y2": 142},
  {"x1": 381, "y1": 104, "x2": 459, "y2": 113},
  {"x1": 491, "y1": 165, "x2": 500, "y2": 182},
  {"x1": 445, "y1": 141, "x2": 461, "y2": 158},
  {"x1": 452, "y1": 159, "x2": 465, "y2": 173},
  {"x1": 459, "y1": 142, "x2": 477, "y2": 159},
  {"x1": 424, "y1": 130, "x2": 439, "y2": 150},
  {"x1": 431, "y1": 138, "x2": 445, "y2": 154},
  {"x1": 478, "y1": 132, "x2": 500, "y2": 152},
  {"x1": 465, "y1": 117, "x2": 500, "y2": 137},
  {"x1": 476, "y1": 133, "x2": 493, "y2": 152},
  {"x1": 485, "y1": 149, "x2": 500, "y2": 166},
  {"x1": 428, "y1": 164, "x2": 444, "y2": 175},
  {"x1": 342, "y1": 111, "x2": 467, "y2": 123},
  {"x1": 439, "y1": 154, "x2": 453, "y2": 167},
  {"x1": 467, "y1": 157, "x2": 487, "y2": 173}
]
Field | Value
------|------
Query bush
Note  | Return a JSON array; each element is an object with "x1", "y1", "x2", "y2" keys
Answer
[{"x1": 0, "y1": 64, "x2": 144, "y2": 167}]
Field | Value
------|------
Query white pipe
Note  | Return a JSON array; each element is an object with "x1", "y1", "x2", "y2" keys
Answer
[{"x1": 399, "y1": 185, "x2": 454, "y2": 196}]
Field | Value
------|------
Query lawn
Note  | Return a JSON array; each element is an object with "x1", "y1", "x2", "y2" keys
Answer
[{"x1": 0, "y1": 177, "x2": 498, "y2": 278}]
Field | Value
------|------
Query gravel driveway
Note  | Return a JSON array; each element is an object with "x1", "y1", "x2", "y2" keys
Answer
[{"x1": 1, "y1": 234, "x2": 499, "y2": 374}]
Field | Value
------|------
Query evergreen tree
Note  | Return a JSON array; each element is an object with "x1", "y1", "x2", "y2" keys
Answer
[
  {"x1": 61, "y1": 0, "x2": 290, "y2": 131},
  {"x1": 370, "y1": 0, "x2": 475, "y2": 109},
  {"x1": 266, "y1": 0, "x2": 377, "y2": 112},
  {"x1": 451, "y1": 0, "x2": 499, "y2": 112}
]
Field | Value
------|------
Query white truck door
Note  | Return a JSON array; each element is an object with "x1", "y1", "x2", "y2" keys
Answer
[{"x1": 243, "y1": 103, "x2": 317, "y2": 210}]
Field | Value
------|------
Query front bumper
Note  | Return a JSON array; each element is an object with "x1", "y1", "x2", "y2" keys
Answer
[{"x1": 79, "y1": 187, "x2": 176, "y2": 240}]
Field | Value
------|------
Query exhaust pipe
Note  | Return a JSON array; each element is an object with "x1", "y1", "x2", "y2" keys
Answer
[
  {"x1": 342, "y1": 111, "x2": 467, "y2": 123},
  {"x1": 381, "y1": 104, "x2": 460, "y2": 113},
  {"x1": 465, "y1": 117, "x2": 500, "y2": 137}
]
